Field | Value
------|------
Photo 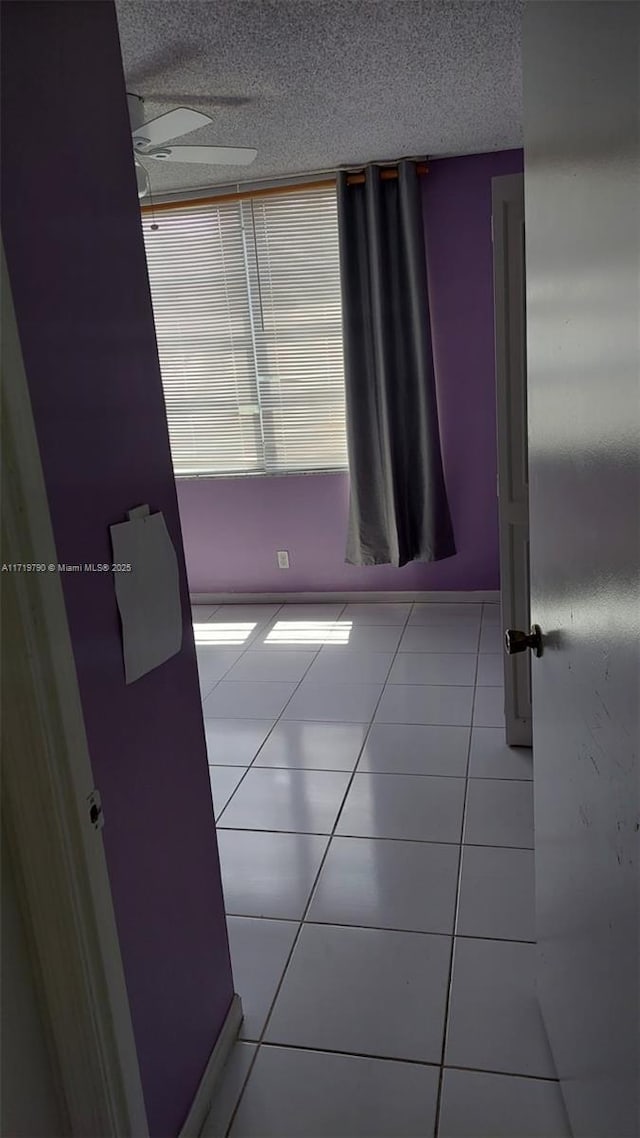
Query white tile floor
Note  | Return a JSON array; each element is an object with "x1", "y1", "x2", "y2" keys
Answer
[{"x1": 195, "y1": 601, "x2": 571, "y2": 1138}]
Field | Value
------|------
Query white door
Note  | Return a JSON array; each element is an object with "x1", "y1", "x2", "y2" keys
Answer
[
  {"x1": 523, "y1": 4, "x2": 640, "y2": 1135},
  {"x1": 492, "y1": 172, "x2": 532, "y2": 746}
]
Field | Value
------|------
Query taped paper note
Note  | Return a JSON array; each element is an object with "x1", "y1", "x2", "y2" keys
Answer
[{"x1": 110, "y1": 507, "x2": 183, "y2": 684}]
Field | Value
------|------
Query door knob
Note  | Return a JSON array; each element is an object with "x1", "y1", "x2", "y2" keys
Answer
[{"x1": 505, "y1": 625, "x2": 543, "y2": 658}]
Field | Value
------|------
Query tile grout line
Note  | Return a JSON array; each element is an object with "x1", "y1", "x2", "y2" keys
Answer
[
  {"x1": 215, "y1": 826, "x2": 533, "y2": 852},
  {"x1": 198, "y1": 601, "x2": 287, "y2": 700},
  {"x1": 202, "y1": 598, "x2": 354, "y2": 698},
  {"x1": 200, "y1": 600, "x2": 490, "y2": 701},
  {"x1": 201, "y1": 604, "x2": 291, "y2": 816},
  {"x1": 208, "y1": 603, "x2": 348, "y2": 821},
  {"x1": 209, "y1": 710, "x2": 492, "y2": 724},
  {"x1": 222, "y1": 601, "x2": 416, "y2": 1138},
  {"x1": 213, "y1": 765, "x2": 525, "y2": 781},
  {"x1": 213, "y1": 601, "x2": 468, "y2": 820},
  {"x1": 225, "y1": 914, "x2": 536, "y2": 945},
  {"x1": 231, "y1": 1039, "x2": 561, "y2": 1084},
  {"x1": 203, "y1": 643, "x2": 492, "y2": 703},
  {"x1": 219, "y1": 677, "x2": 497, "y2": 687},
  {"x1": 432, "y1": 604, "x2": 484, "y2": 1136},
  {"x1": 211, "y1": 625, "x2": 527, "y2": 845},
  {"x1": 210, "y1": 602, "x2": 510, "y2": 1135},
  {"x1": 210, "y1": 600, "x2": 347, "y2": 692},
  {"x1": 216, "y1": 605, "x2": 535, "y2": 1128}
]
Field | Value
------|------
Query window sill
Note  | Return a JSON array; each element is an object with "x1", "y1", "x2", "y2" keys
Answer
[{"x1": 175, "y1": 467, "x2": 348, "y2": 482}]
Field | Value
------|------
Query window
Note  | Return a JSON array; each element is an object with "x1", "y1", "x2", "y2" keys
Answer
[{"x1": 142, "y1": 185, "x2": 348, "y2": 477}]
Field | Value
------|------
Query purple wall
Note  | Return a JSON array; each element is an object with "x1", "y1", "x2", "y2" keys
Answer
[
  {"x1": 1, "y1": 4, "x2": 233, "y2": 1134},
  {"x1": 178, "y1": 148, "x2": 524, "y2": 595}
]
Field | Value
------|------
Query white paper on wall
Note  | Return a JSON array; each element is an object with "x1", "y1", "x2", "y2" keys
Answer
[{"x1": 110, "y1": 505, "x2": 183, "y2": 684}]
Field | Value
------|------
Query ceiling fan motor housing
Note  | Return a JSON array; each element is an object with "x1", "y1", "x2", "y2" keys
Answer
[
  {"x1": 134, "y1": 159, "x2": 150, "y2": 199},
  {"x1": 127, "y1": 92, "x2": 146, "y2": 133}
]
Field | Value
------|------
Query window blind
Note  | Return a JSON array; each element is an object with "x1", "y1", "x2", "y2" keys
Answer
[{"x1": 142, "y1": 185, "x2": 348, "y2": 477}]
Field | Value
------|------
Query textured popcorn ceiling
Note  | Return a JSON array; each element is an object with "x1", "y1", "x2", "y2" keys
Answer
[{"x1": 116, "y1": 0, "x2": 523, "y2": 195}]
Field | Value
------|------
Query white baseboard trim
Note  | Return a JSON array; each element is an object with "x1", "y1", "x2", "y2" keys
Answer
[
  {"x1": 191, "y1": 590, "x2": 500, "y2": 605},
  {"x1": 179, "y1": 994, "x2": 243, "y2": 1138}
]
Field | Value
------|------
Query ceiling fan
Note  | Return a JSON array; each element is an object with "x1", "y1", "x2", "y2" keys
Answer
[{"x1": 127, "y1": 94, "x2": 257, "y2": 198}]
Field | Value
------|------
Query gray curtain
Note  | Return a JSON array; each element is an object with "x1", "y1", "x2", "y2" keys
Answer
[{"x1": 337, "y1": 161, "x2": 456, "y2": 567}]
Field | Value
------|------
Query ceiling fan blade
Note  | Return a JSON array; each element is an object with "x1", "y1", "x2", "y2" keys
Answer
[
  {"x1": 141, "y1": 94, "x2": 253, "y2": 109},
  {"x1": 147, "y1": 145, "x2": 258, "y2": 166},
  {"x1": 132, "y1": 107, "x2": 212, "y2": 146}
]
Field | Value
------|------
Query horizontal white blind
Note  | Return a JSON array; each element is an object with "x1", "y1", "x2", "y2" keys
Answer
[
  {"x1": 142, "y1": 185, "x2": 347, "y2": 477},
  {"x1": 242, "y1": 191, "x2": 347, "y2": 473},
  {"x1": 142, "y1": 202, "x2": 262, "y2": 475}
]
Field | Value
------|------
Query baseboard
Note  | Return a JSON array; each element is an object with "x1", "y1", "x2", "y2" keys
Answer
[
  {"x1": 179, "y1": 993, "x2": 243, "y2": 1138},
  {"x1": 191, "y1": 590, "x2": 500, "y2": 605}
]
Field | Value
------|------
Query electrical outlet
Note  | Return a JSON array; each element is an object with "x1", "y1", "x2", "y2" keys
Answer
[{"x1": 277, "y1": 550, "x2": 290, "y2": 569}]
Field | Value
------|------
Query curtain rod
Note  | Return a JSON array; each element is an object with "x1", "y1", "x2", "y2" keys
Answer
[{"x1": 140, "y1": 163, "x2": 429, "y2": 215}]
